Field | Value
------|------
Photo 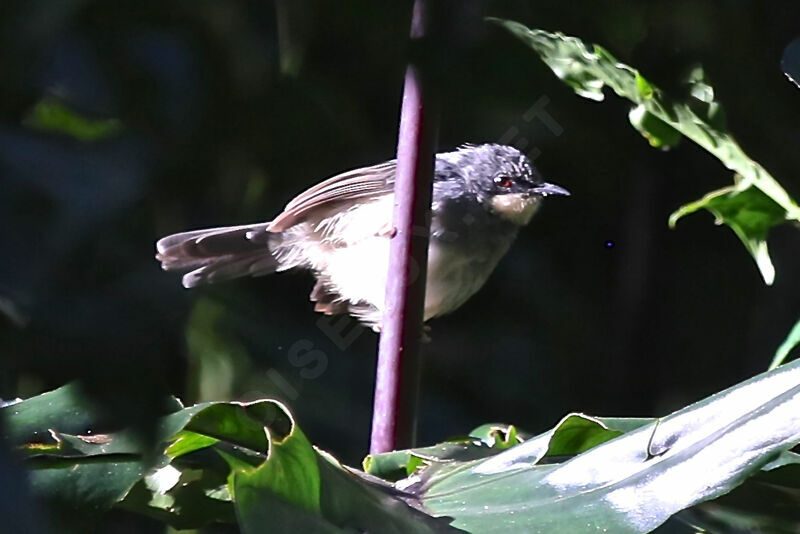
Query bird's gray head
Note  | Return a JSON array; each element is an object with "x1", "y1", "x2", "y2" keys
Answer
[{"x1": 440, "y1": 143, "x2": 569, "y2": 226}]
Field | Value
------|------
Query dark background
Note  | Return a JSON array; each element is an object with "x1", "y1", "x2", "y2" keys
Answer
[{"x1": 1, "y1": 0, "x2": 799, "y2": 528}]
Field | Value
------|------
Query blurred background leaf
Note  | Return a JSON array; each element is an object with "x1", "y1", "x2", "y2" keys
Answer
[{"x1": 23, "y1": 97, "x2": 122, "y2": 141}]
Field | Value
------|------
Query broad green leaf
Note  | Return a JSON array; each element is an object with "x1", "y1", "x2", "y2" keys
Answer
[
  {"x1": 233, "y1": 406, "x2": 322, "y2": 524},
  {"x1": 179, "y1": 401, "x2": 281, "y2": 453},
  {"x1": 492, "y1": 19, "x2": 800, "y2": 284},
  {"x1": 315, "y1": 449, "x2": 460, "y2": 534},
  {"x1": 671, "y1": 457, "x2": 800, "y2": 532},
  {"x1": 12, "y1": 373, "x2": 800, "y2": 533},
  {"x1": 770, "y1": 318, "x2": 800, "y2": 370},
  {"x1": 26, "y1": 455, "x2": 147, "y2": 530},
  {"x1": 593, "y1": 417, "x2": 655, "y2": 434},
  {"x1": 2, "y1": 383, "x2": 103, "y2": 446},
  {"x1": 120, "y1": 400, "x2": 293, "y2": 527},
  {"x1": 6, "y1": 388, "x2": 458, "y2": 533},
  {"x1": 366, "y1": 415, "x2": 654, "y2": 506},
  {"x1": 366, "y1": 416, "x2": 649, "y2": 482},
  {"x1": 2, "y1": 391, "x2": 278, "y2": 530},
  {"x1": 406, "y1": 356, "x2": 800, "y2": 533},
  {"x1": 165, "y1": 430, "x2": 219, "y2": 458},
  {"x1": 543, "y1": 414, "x2": 624, "y2": 456},
  {"x1": 2, "y1": 387, "x2": 199, "y2": 530},
  {"x1": 235, "y1": 490, "x2": 348, "y2": 534},
  {"x1": 231, "y1": 403, "x2": 457, "y2": 534}
]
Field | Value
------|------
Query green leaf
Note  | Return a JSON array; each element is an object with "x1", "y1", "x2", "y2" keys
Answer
[
  {"x1": 2, "y1": 391, "x2": 277, "y2": 530},
  {"x1": 118, "y1": 466, "x2": 236, "y2": 529},
  {"x1": 669, "y1": 181, "x2": 786, "y2": 284},
  {"x1": 2, "y1": 386, "x2": 172, "y2": 529},
  {"x1": 672, "y1": 456, "x2": 800, "y2": 532},
  {"x1": 180, "y1": 402, "x2": 276, "y2": 453},
  {"x1": 233, "y1": 410, "x2": 322, "y2": 523},
  {"x1": 491, "y1": 19, "x2": 800, "y2": 284},
  {"x1": 165, "y1": 430, "x2": 219, "y2": 458},
  {"x1": 628, "y1": 104, "x2": 682, "y2": 148},
  {"x1": 468, "y1": 423, "x2": 527, "y2": 448},
  {"x1": 6, "y1": 387, "x2": 457, "y2": 532},
  {"x1": 2, "y1": 386, "x2": 197, "y2": 530},
  {"x1": 364, "y1": 439, "x2": 499, "y2": 481},
  {"x1": 364, "y1": 423, "x2": 537, "y2": 481},
  {"x1": 2, "y1": 383, "x2": 102, "y2": 446},
  {"x1": 235, "y1": 491, "x2": 348, "y2": 534},
  {"x1": 543, "y1": 414, "x2": 624, "y2": 456},
  {"x1": 770, "y1": 319, "x2": 800, "y2": 370},
  {"x1": 405, "y1": 357, "x2": 800, "y2": 533},
  {"x1": 23, "y1": 97, "x2": 121, "y2": 141},
  {"x1": 26, "y1": 455, "x2": 148, "y2": 529},
  {"x1": 11, "y1": 372, "x2": 800, "y2": 533},
  {"x1": 232, "y1": 404, "x2": 458, "y2": 533},
  {"x1": 316, "y1": 450, "x2": 459, "y2": 534}
]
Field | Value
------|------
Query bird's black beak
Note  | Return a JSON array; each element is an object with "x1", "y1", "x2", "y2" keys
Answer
[{"x1": 532, "y1": 182, "x2": 570, "y2": 197}]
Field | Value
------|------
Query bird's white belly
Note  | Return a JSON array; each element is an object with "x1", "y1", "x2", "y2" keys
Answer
[
  {"x1": 323, "y1": 235, "x2": 490, "y2": 322},
  {"x1": 324, "y1": 235, "x2": 392, "y2": 313},
  {"x1": 292, "y1": 194, "x2": 502, "y2": 325}
]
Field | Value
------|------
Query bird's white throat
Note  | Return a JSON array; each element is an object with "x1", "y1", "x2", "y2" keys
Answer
[{"x1": 490, "y1": 193, "x2": 541, "y2": 225}]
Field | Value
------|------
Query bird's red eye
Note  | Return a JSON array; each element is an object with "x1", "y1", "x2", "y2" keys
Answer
[{"x1": 494, "y1": 176, "x2": 513, "y2": 188}]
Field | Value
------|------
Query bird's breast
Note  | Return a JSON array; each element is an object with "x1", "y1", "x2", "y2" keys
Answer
[{"x1": 280, "y1": 193, "x2": 520, "y2": 323}]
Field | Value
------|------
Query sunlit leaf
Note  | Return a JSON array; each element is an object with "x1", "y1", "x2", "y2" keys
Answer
[
  {"x1": 669, "y1": 181, "x2": 787, "y2": 284},
  {"x1": 4, "y1": 388, "x2": 457, "y2": 533},
  {"x1": 10, "y1": 355, "x2": 800, "y2": 534},
  {"x1": 491, "y1": 19, "x2": 800, "y2": 284},
  {"x1": 628, "y1": 105, "x2": 681, "y2": 149},
  {"x1": 404, "y1": 357, "x2": 800, "y2": 533},
  {"x1": 233, "y1": 409, "x2": 322, "y2": 529}
]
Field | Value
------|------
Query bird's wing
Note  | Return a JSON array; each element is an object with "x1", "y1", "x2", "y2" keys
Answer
[{"x1": 269, "y1": 160, "x2": 397, "y2": 231}]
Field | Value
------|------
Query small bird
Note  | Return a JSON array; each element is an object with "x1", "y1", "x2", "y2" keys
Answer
[{"x1": 156, "y1": 144, "x2": 568, "y2": 329}]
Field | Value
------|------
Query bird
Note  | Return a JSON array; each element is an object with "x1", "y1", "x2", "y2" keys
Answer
[{"x1": 155, "y1": 143, "x2": 569, "y2": 329}]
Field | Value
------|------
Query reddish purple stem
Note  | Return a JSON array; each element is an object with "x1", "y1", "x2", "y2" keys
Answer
[{"x1": 369, "y1": 0, "x2": 438, "y2": 454}]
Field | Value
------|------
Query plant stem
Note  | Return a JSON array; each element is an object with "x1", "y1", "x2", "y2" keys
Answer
[{"x1": 369, "y1": 0, "x2": 438, "y2": 454}]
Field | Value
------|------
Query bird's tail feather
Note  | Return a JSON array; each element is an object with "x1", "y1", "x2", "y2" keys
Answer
[{"x1": 155, "y1": 223, "x2": 281, "y2": 288}]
